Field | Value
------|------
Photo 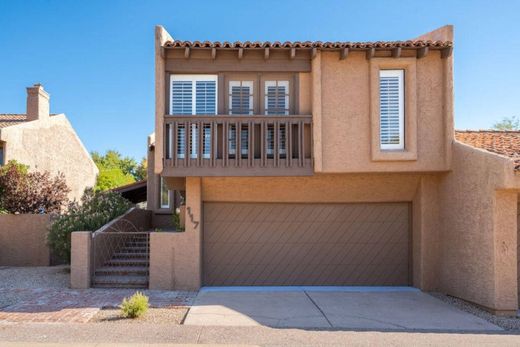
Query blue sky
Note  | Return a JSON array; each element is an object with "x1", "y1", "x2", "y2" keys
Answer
[{"x1": 1, "y1": 0, "x2": 519, "y2": 160}]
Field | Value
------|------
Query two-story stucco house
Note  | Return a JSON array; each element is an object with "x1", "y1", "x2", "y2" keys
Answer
[
  {"x1": 151, "y1": 25, "x2": 520, "y2": 316},
  {"x1": 0, "y1": 84, "x2": 98, "y2": 201}
]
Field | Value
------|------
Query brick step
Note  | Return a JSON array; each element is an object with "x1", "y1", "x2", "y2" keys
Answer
[
  {"x1": 123, "y1": 242, "x2": 149, "y2": 248},
  {"x1": 92, "y1": 275, "x2": 148, "y2": 289},
  {"x1": 93, "y1": 283, "x2": 148, "y2": 289},
  {"x1": 95, "y1": 266, "x2": 149, "y2": 276},
  {"x1": 105, "y1": 258, "x2": 149, "y2": 266},
  {"x1": 119, "y1": 247, "x2": 148, "y2": 253},
  {"x1": 112, "y1": 252, "x2": 149, "y2": 259}
]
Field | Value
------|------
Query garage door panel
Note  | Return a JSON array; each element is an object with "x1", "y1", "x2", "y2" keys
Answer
[{"x1": 203, "y1": 202, "x2": 410, "y2": 286}]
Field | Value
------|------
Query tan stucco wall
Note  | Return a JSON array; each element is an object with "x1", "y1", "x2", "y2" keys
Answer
[
  {"x1": 0, "y1": 114, "x2": 98, "y2": 202},
  {"x1": 70, "y1": 231, "x2": 91, "y2": 289},
  {"x1": 437, "y1": 142, "x2": 520, "y2": 314},
  {"x1": 0, "y1": 214, "x2": 51, "y2": 266},
  {"x1": 203, "y1": 174, "x2": 420, "y2": 203},
  {"x1": 312, "y1": 50, "x2": 450, "y2": 173},
  {"x1": 149, "y1": 230, "x2": 200, "y2": 290},
  {"x1": 150, "y1": 177, "x2": 202, "y2": 290}
]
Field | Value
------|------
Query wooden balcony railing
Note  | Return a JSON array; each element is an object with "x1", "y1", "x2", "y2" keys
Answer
[{"x1": 163, "y1": 115, "x2": 313, "y2": 176}]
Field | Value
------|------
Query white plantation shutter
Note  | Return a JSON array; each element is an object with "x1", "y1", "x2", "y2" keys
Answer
[
  {"x1": 177, "y1": 124, "x2": 186, "y2": 159},
  {"x1": 265, "y1": 81, "x2": 289, "y2": 115},
  {"x1": 266, "y1": 124, "x2": 274, "y2": 156},
  {"x1": 171, "y1": 75, "x2": 217, "y2": 159},
  {"x1": 379, "y1": 70, "x2": 404, "y2": 150},
  {"x1": 279, "y1": 124, "x2": 286, "y2": 155},
  {"x1": 196, "y1": 81, "x2": 216, "y2": 115},
  {"x1": 203, "y1": 124, "x2": 211, "y2": 159},
  {"x1": 229, "y1": 81, "x2": 254, "y2": 115},
  {"x1": 228, "y1": 125, "x2": 237, "y2": 155},
  {"x1": 171, "y1": 81, "x2": 192, "y2": 115},
  {"x1": 190, "y1": 124, "x2": 198, "y2": 159}
]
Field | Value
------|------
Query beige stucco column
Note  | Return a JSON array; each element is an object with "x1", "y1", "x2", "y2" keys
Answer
[
  {"x1": 70, "y1": 231, "x2": 92, "y2": 289},
  {"x1": 492, "y1": 190, "x2": 518, "y2": 314},
  {"x1": 412, "y1": 175, "x2": 440, "y2": 291}
]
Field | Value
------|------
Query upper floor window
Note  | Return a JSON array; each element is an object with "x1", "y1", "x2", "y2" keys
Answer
[
  {"x1": 265, "y1": 81, "x2": 289, "y2": 115},
  {"x1": 170, "y1": 75, "x2": 217, "y2": 115},
  {"x1": 0, "y1": 143, "x2": 4, "y2": 165},
  {"x1": 379, "y1": 70, "x2": 404, "y2": 150},
  {"x1": 229, "y1": 81, "x2": 254, "y2": 115}
]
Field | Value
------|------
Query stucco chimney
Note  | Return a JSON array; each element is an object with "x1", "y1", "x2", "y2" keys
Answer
[{"x1": 26, "y1": 83, "x2": 50, "y2": 121}]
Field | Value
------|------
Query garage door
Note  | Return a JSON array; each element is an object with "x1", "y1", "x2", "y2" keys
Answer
[{"x1": 203, "y1": 202, "x2": 411, "y2": 286}]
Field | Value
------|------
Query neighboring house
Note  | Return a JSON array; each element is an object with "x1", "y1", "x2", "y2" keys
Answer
[
  {"x1": 0, "y1": 84, "x2": 98, "y2": 201},
  {"x1": 150, "y1": 24, "x2": 520, "y2": 315}
]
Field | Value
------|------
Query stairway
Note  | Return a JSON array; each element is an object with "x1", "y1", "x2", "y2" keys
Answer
[{"x1": 92, "y1": 233, "x2": 150, "y2": 289}]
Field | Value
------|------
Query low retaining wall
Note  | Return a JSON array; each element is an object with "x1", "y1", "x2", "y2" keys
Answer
[
  {"x1": 149, "y1": 231, "x2": 200, "y2": 290},
  {"x1": 0, "y1": 214, "x2": 51, "y2": 266}
]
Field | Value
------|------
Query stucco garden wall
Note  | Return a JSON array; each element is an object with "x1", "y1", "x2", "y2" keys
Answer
[
  {"x1": 437, "y1": 142, "x2": 520, "y2": 314},
  {"x1": 0, "y1": 114, "x2": 98, "y2": 202},
  {"x1": 0, "y1": 214, "x2": 51, "y2": 266}
]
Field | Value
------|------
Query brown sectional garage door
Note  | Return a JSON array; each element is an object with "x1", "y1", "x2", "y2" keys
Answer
[{"x1": 203, "y1": 202, "x2": 411, "y2": 286}]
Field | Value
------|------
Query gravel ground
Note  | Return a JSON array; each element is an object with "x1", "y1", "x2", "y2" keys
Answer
[
  {"x1": 430, "y1": 292, "x2": 520, "y2": 331},
  {"x1": 0, "y1": 265, "x2": 69, "y2": 289},
  {"x1": 0, "y1": 265, "x2": 69, "y2": 308},
  {"x1": 89, "y1": 307, "x2": 188, "y2": 324}
]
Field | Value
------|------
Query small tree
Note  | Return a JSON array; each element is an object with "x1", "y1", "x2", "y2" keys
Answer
[
  {"x1": 91, "y1": 150, "x2": 145, "y2": 190},
  {"x1": 0, "y1": 161, "x2": 70, "y2": 214},
  {"x1": 492, "y1": 116, "x2": 520, "y2": 131}
]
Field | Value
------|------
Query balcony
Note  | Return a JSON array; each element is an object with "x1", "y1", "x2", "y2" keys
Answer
[{"x1": 163, "y1": 115, "x2": 313, "y2": 176}]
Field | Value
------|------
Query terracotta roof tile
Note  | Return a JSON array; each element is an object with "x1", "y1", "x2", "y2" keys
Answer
[
  {"x1": 455, "y1": 130, "x2": 520, "y2": 170},
  {"x1": 164, "y1": 39, "x2": 453, "y2": 50},
  {"x1": 0, "y1": 114, "x2": 27, "y2": 128}
]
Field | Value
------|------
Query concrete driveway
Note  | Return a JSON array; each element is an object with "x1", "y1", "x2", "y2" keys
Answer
[{"x1": 184, "y1": 287, "x2": 501, "y2": 331}]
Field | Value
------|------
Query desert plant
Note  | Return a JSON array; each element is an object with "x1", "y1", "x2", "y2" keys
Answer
[
  {"x1": 47, "y1": 188, "x2": 132, "y2": 262},
  {"x1": 0, "y1": 160, "x2": 70, "y2": 214},
  {"x1": 120, "y1": 291, "x2": 149, "y2": 318},
  {"x1": 172, "y1": 209, "x2": 184, "y2": 231}
]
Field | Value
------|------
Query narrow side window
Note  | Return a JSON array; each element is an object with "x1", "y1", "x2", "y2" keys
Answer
[
  {"x1": 379, "y1": 70, "x2": 404, "y2": 150},
  {"x1": 160, "y1": 177, "x2": 170, "y2": 209}
]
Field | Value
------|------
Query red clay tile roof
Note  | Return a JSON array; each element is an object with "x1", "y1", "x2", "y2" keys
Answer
[
  {"x1": 0, "y1": 114, "x2": 27, "y2": 128},
  {"x1": 455, "y1": 130, "x2": 520, "y2": 170},
  {"x1": 164, "y1": 40, "x2": 452, "y2": 50}
]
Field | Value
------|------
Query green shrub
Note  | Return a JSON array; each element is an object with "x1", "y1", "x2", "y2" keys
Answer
[
  {"x1": 172, "y1": 208, "x2": 184, "y2": 231},
  {"x1": 47, "y1": 188, "x2": 132, "y2": 262},
  {"x1": 120, "y1": 291, "x2": 149, "y2": 318}
]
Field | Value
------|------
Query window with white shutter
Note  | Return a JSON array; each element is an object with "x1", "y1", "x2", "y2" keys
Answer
[
  {"x1": 265, "y1": 81, "x2": 289, "y2": 115},
  {"x1": 171, "y1": 75, "x2": 218, "y2": 159},
  {"x1": 379, "y1": 70, "x2": 404, "y2": 150},
  {"x1": 229, "y1": 81, "x2": 254, "y2": 115}
]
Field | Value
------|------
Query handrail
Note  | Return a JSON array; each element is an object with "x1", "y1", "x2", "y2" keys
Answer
[
  {"x1": 163, "y1": 114, "x2": 313, "y2": 175},
  {"x1": 165, "y1": 114, "x2": 312, "y2": 122},
  {"x1": 92, "y1": 208, "x2": 134, "y2": 238},
  {"x1": 92, "y1": 207, "x2": 152, "y2": 238}
]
